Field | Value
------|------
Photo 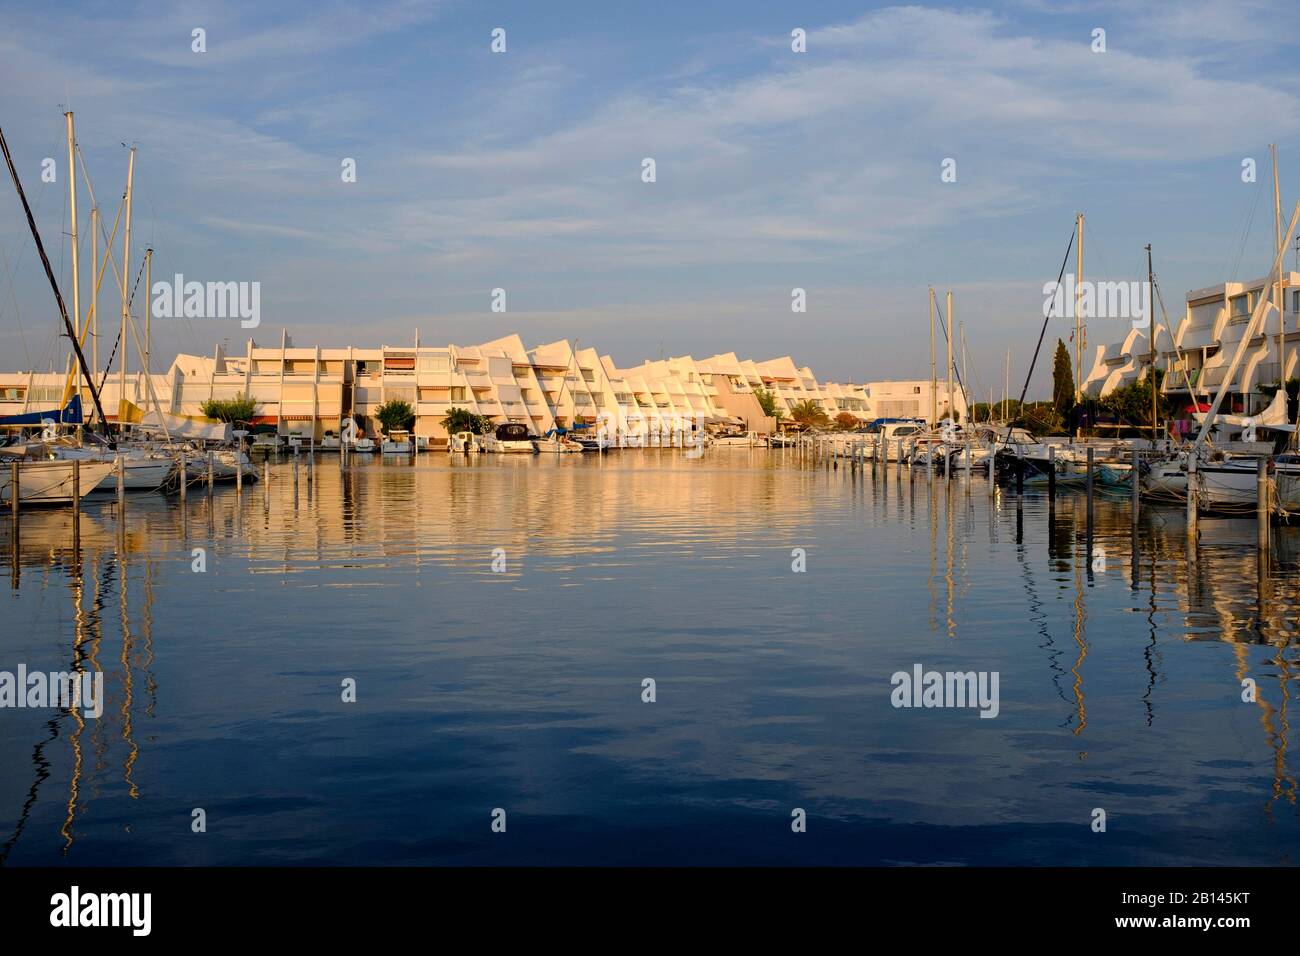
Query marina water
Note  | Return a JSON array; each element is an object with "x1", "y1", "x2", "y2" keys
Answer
[{"x1": 2, "y1": 450, "x2": 1298, "y2": 865}]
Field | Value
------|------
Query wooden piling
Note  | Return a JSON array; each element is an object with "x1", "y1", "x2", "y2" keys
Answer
[
  {"x1": 1130, "y1": 448, "x2": 1140, "y2": 527},
  {"x1": 1047, "y1": 446, "x2": 1056, "y2": 499},
  {"x1": 179, "y1": 455, "x2": 187, "y2": 503},
  {"x1": 1186, "y1": 455, "x2": 1198, "y2": 546},
  {"x1": 207, "y1": 451, "x2": 215, "y2": 494},
  {"x1": 9, "y1": 461, "x2": 17, "y2": 518},
  {"x1": 1085, "y1": 446, "x2": 1094, "y2": 534},
  {"x1": 1258, "y1": 457, "x2": 1270, "y2": 558},
  {"x1": 71, "y1": 459, "x2": 80, "y2": 552}
]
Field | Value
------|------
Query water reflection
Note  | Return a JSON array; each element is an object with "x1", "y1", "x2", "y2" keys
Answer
[{"x1": 2, "y1": 450, "x2": 1300, "y2": 865}]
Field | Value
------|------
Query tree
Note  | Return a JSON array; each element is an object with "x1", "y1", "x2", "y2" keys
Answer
[
  {"x1": 788, "y1": 399, "x2": 831, "y2": 429},
  {"x1": 1099, "y1": 368, "x2": 1169, "y2": 428},
  {"x1": 441, "y1": 406, "x2": 491, "y2": 435},
  {"x1": 754, "y1": 387, "x2": 783, "y2": 420},
  {"x1": 375, "y1": 399, "x2": 415, "y2": 434},
  {"x1": 1015, "y1": 401, "x2": 1063, "y2": 436},
  {"x1": 833, "y1": 412, "x2": 859, "y2": 431},
  {"x1": 200, "y1": 394, "x2": 258, "y2": 424},
  {"x1": 1052, "y1": 339, "x2": 1073, "y2": 417}
]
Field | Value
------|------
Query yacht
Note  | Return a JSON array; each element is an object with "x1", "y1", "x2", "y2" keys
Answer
[{"x1": 483, "y1": 422, "x2": 537, "y2": 454}]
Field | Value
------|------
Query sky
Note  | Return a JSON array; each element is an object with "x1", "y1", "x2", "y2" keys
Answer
[{"x1": 2, "y1": 0, "x2": 1299, "y2": 399}]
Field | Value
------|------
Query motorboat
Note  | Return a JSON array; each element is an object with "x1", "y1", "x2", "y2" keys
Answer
[
  {"x1": 710, "y1": 430, "x2": 764, "y2": 447},
  {"x1": 319, "y1": 430, "x2": 342, "y2": 451},
  {"x1": 381, "y1": 430, "x2": 413, "y2": 454},
  {"x1": 251, "y1": 431, "x2": 283, "y2": 451},
  {"x1": 448, "y1": 431, "x2": 483, "y2": 454},
  {"x1": 483, "y1": 422, "x2": 537, "y2": 454},
  {"x1": 534, "y1": 428, "x2": 585, "y2": 453}
]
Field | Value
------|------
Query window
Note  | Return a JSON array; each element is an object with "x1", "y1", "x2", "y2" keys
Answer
[
  {"x1": 0, "y1": 387, "x2": 24, "y2": 402},
  {"x1": 450, "y1": 387, "x2": 467, "y2": 402},
  {"x1": 1229, "y1": 293, "x2": 1252, "y2": 322},
  {"x1": 913, "y1": 386, "x2": 921, "y2": 394}
]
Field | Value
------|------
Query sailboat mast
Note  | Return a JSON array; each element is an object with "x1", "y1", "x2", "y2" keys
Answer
[
  {"x1": 144, "y1": 247, "x2": 152, "y2": 374},
  {"x1": 1147, "y1": 243, "x2": 1157, "y2": 440},
  {"x1": 119, "y1": 146, "x2": 135, "y2": 430},
  {"x1": 1271, "y1": 144, "x2": 1284, "y2": 387},
  {"x1": 1074, "y1": 213, "x2": 1084, "y2": 406},
  {"x1": 65, "y1": 112, "x2": 81, "y2": 346},
  {"x1": 90, "y1": 206, "x2": 98, "y2": 388},
  {"x1": 0, "y1": 125, "x2": 108, "y2": 430},
  {"x1": 929, "y1": 287, "x2": 937, "y2": 426},
  {"x1": 960, "y1": 321, "x2": 967, "y2": 414},
  {"x1": 945, "y1": 291, "x2": 953, "y2": 422}
]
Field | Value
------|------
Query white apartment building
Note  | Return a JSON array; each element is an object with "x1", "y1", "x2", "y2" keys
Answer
[
  {"x1": 1082, "y1": 272, "x2": 1300, "y2": 418},
  {"x1": 1, "y1": 332, "x2": 945, "y2": 442}
]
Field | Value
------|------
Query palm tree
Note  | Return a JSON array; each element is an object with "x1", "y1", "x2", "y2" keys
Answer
[
  {"x1": 788, "y1": 399, "x2": 831, "y2": 429},
  {"x1": 754, "y1": 387, "x2": 783, "y2": 420}
]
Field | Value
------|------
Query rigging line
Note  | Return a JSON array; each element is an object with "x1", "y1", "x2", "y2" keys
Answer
[
  {"x1": 95, "y1": 255, "x2": 149, "y2": 396},
  {"x1": 1228, "y1": 172, "x2": 1263, "y2": 284},
  {"x1": 1017, "y1": 226, "x2": 1077, "y2": 409}
]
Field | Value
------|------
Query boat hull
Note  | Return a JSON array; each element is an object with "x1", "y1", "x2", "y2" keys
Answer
[{"x1": 0, "y1": 460, "x2": 114, "y2": 504}]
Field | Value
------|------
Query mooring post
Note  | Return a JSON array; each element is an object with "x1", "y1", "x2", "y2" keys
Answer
[
  {"x1": 179, "y1": 454, "x2": 187, "y2": 504},
  {"x1": 10, "y1": 461, "x2": 19, "y2": 519},
  {"x1": 1047, "y1": 446, "x2": 1056, "y2": 500},
  {"x1": 1086, "y1": 446, "x2": 1095, "y2": 534},
  {"x1": 207, "y1": 451, "x2": 215, "y2": 494},
  {"x1": 1258, "y1": 456, "x2": 1270, "y2": 559},
  {"x1": 1131, "y1": 447, "x2": 1140, "y2": 528},
  {"x1": 1016, "y1": 456, "x2": 1024, "y2": 495},
  {"x1": 236, "y1": 450, "x2": 243, "y2": 493},
  {"x1": 71, "y1": 459, "x2": 80, "y2": 552},
  {"x1": 1186, "y1": 455, "x2": 1198, "y2": 547}
]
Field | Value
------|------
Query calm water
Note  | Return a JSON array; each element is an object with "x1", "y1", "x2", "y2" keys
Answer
[{"x1": 2, "y1": 449, "x2": 1299, "y2": 866}]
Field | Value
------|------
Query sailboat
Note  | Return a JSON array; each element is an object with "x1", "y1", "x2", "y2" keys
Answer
[{"x1": 0, "y1": 446, "x2": 114, "y2": 504}]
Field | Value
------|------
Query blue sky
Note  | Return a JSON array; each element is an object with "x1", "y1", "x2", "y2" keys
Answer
[{"x1": 2, "y1": 0, "x2": 1299, "y2": 398}]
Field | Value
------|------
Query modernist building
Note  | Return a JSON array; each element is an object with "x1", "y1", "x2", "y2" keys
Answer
[
  {"x1": 1082, "y1": 271, "x2": 1300, "y2": 419},
  {"x1": 1, "y1": 331, "x2": 948, "y2": 442}
]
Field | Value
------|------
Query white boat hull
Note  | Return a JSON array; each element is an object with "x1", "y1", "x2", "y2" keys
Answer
[{"x1": 0, "y1": 460, "x2": 114, "y2": 504}]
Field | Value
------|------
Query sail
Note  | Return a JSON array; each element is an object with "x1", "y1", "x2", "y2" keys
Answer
[
  {"x1": 0, "y1": 394, "x2": 82, "y2": 426},
  {"x1": 136, "y1": 409, "x2": 232, "y2": 441},
  {"x1": 1199, "y1": 387, "x2": 1293, "y2": 431}
]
